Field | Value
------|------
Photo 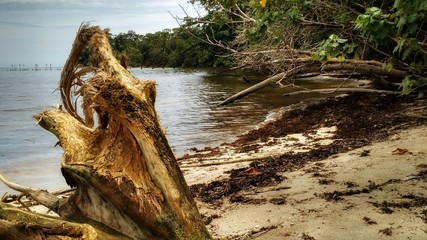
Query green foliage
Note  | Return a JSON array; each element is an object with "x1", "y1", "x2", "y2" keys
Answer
[
  {"x1": 77, "y1": 45, "x2": 91, "y2": 66},
  {"x1": 243, "y1": 0, "x2": 313, "y2": 42},
  {"x1": 393, "y1": 37, "x2": 419, "y2": 60},
  {"x1": 354, "y1": 0, "x2": 427, "y2": 94},
  {"x1": 286, "y1": 0, "x2": 312, "y2": 23},
  {"x1": 399, "y1": 75, "x2": 419, "y2": 94},
  {"x1": 392, "y1": 0, "x2": 427, "y2": 35},
  {"x1": 107, "y1": 28, "x2": 230, "y2": 68},
  {"x1": 382, "y1": 59, "x2": 394, "y2": 72},
  {"x1": 312, "y1": 34, "x2": 357, "y2": 63},
  {"x1": 355, "y1": 7, "x2": 393, "y2": 44},
  {"x1": 356, "y1": 2, "x2": 427, "y2": 48},
  {"x1": 244, "y1": 10, "x2": 280, "y2": 42}
]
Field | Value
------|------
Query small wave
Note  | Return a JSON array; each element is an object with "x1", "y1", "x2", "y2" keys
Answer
[
  {"x1": 264, "y1": 107, "x2": 287, "y2": 123},
  {"x1": 1, "y1": 108, "x2": 36, "y2": 112},
  {"x1": 249, "y1": 107, "x2": 287, "y2": 131}
]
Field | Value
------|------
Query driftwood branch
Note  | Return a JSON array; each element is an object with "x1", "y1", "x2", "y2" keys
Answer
[
  {"x1": 218, "y1": 64, "x2": 318, "y2": 106},
  {"x1": 0, "y1": 174, "x2": 60, "y2": 212},
  {"x1": 0, "y1": 202, "x2": 130, "y2": 240},
  {"x1": 218, "y1": 59, "x2": 416, "y2": 106},
  {"x1": 283, "y1": 88, "x2": 402, "y2": 96}
]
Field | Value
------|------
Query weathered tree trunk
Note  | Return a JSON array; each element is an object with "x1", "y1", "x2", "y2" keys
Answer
[{"x1": 0, "y1": 24, "x2": 211, "y2": 240}]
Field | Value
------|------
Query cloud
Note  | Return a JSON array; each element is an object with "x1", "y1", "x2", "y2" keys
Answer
[
  {"x1": 0, "y1": 0, "x2": 199, "y2": 66},
  {"x1": 0, "y1": 0, "x2": 188, "y2": 12}
]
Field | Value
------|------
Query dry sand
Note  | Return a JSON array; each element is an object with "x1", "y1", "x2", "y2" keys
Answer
[{"x1": 182, "y1": 125, "x2": 427, "y2": 240}]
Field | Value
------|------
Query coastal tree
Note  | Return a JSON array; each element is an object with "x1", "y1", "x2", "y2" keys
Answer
[
  {"x1": 0, "y1": 24, "x2": 212, "y2": 240},
  {"x1": 107, "y1": 27, "x2": 227, "y2": 68},
  {"x1": 184, "y1": 0, "x2": 427, "y2": 104}
]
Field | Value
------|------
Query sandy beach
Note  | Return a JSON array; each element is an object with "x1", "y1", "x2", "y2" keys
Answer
[{"x1": 179, "y1": 93, "x2": 427, "y2": 240}]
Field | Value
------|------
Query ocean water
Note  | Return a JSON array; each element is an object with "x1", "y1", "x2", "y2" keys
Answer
[
  {"x1": 0, "y1": 68, "x2": 289, "y2": 193},
  {"x1": 0, "y1": 68, "x2": 348, "y2": 193},
  {"x1": 0, "y1": 70, "x2": 65, "y2": 193}
]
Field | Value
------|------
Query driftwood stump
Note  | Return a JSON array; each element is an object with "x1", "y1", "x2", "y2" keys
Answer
[{"x1": 0, "y1": 24, "x2": 211, "y2": 240}]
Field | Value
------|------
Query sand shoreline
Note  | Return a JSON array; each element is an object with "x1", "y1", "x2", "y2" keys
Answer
[
  {"x1": 185, "y1": 125, "x2": 426, "y2": 239},
  {"x1": 179, "y1": 94, "x2": 427, "y2": 239}
]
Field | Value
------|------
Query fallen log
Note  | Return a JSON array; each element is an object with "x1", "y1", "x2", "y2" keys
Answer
[
  {"x1": 218, "y1": 59, "x2": 419, "y2": 106},
  {"x1": 282, "y1": 88, "x2": 401, "y2": 96},
  {"x1": 217, "y1": 72, "x2": 286, "y2": 106},
  {"x1": 0, "y1": 24, "x2": 211, "y2": 240}
]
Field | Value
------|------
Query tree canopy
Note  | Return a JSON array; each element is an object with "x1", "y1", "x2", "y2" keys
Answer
[
  {"x1": 187, "y1": 0, "x2": 427, "y2": 93},
  {"x1": 89, "y1": 0, "x2": 426, "y2": 93},
  {"x1": 104, "y1": 27, "x2": 231, "y2": 68}
]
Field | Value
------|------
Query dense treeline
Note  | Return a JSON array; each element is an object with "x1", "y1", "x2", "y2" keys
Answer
[
  {"x1": 106, "y1": 28, "x2": 231, "y2": 68},
  {"x1": 78, "y1": 26, "x2": 231, "y2": 68}
]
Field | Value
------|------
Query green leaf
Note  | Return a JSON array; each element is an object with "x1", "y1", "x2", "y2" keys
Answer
[
  {"x1": 337, "y1": 38, "x2": 348, "y2": 44},
  {"x1": 393, "y1": 0, "x2": 402, "y2": 9},
  {"x1": 311, "y1": 52, "x2": 319, "y2": 60},
  {"x1": 407, "y1": 14, "x2": 420, "y2": 23},
  {"x1": 330, "y1": 50, "x2": 340, "y2": 57},
  {"x1": 402, "y1": 48, "x2": 412, "y2": 60},
  {"x1": 399, "y1": 75, "x2": 418, "y2": 95},
  {"x1": 396, "y1": 17, "x2": 407, "y2": 33},
  {"x1": 393, "y1": 38, "x2": 405, "y2": 54},
  {"x1": 345, "y1": 43, "x2": 357, "y2": 54},
  {"x1": 407, "y1": 23, "x2": 419, "y2": 35},
  {"x1": 382, "y1": 60, "x2": 393, "y2": 72}
]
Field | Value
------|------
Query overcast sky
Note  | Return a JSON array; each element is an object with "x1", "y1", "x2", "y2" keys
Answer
[{"x1": 0, "y1": 0, "x2": 200, "y2": 67}]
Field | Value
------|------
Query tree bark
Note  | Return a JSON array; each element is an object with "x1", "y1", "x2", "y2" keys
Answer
[{"x1": 0, "y1": 24, "x2": 211, "y2": 240}]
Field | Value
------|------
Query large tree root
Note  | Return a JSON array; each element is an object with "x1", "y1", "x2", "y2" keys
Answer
[{"x1": 0, "y1": 24, "x2": 212, "y2": 240}]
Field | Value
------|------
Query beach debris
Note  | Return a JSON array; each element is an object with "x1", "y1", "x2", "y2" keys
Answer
[
  {"x1": 362, "y1": 216, "x2": 377, "y2": 225},
  {"x1": 392, "y1": 147, "x2": 408, "y2": 155},
  {"x1": 243, "y1": 167, "x2": 263, "y2": 177},
  {"x1": 379, "y1": 227, "x2": 393, "y2": 236}
]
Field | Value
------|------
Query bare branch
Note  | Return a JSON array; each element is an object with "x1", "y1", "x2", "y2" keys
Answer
[
  {"x1": 234, "y1": 4, "x2": 256, "y2": 22},
  {"x1": 0, "y1": 174, "x2": 60, "y2": 212},
  {"x1": 218, "y1": 64, "x2": 319, "y2": 106},
  {"x1": 300, "y1": 19, "x2": 350, "y2": 28}
]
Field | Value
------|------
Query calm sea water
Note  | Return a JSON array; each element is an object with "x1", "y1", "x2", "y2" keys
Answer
[{"x1": 0, "y1": 68, "x2": 344, "y2": 193}]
